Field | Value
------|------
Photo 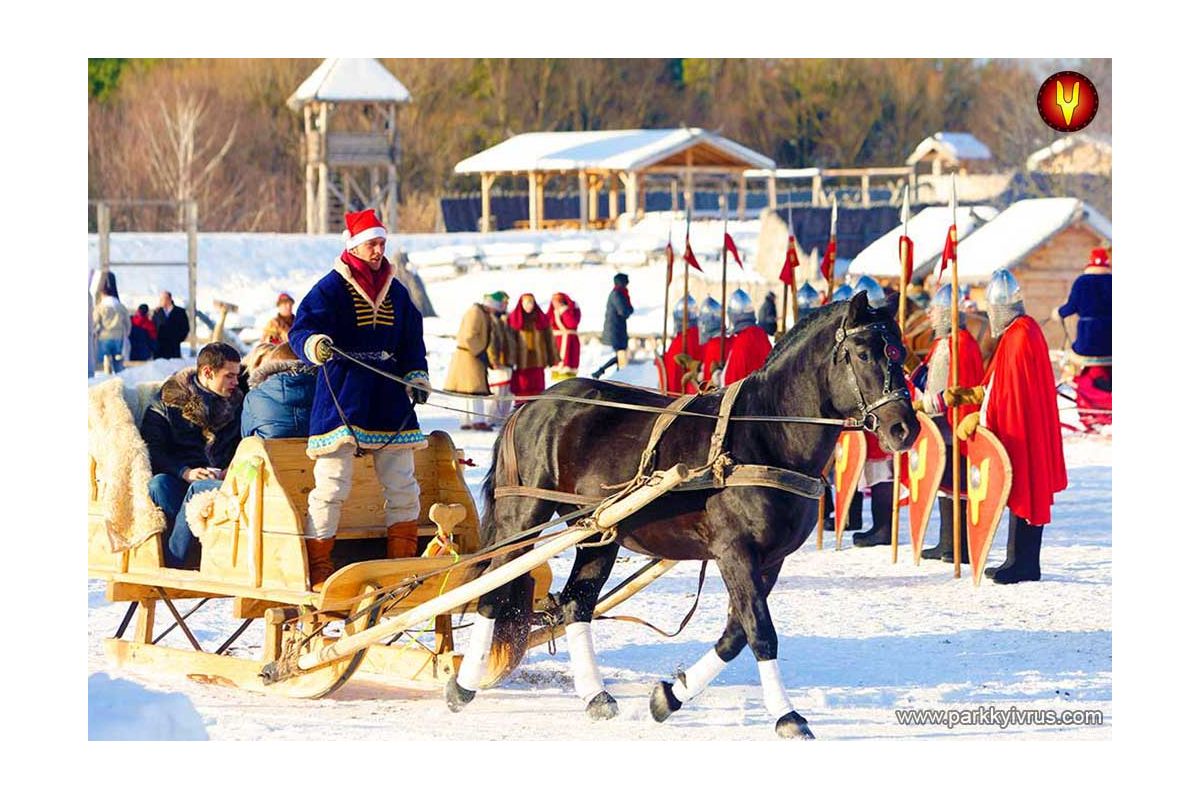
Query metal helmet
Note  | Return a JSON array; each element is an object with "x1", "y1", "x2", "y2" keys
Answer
[
  {"x1": 728, "y1": 289, "x2": 757, "y2": 333},
  {"x1": 985, "y1": 269, "x2": 1025, "y2": 336},
  {"x1": 673, "y1": 294, "x2": 699, "y2": 333},
  {"x1": 795, "y1": 282, "x2": 821, "y2": 311},
  {"x1": 930, "y1": 283, "x2": 954, "y2": 339},
  {"x1": 831, "y1": 282, "x2": 855, "y2": 302},
  {"x1": 852, "y1": 275, "x2": 888, "y2": 309},
  {"x1": 698, "y1": 296, "x2": 723, "y2": 344}
]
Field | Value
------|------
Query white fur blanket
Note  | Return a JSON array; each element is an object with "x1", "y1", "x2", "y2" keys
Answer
[{"x1": 89, "y1": 378, "x2": 166, "y2": 551}]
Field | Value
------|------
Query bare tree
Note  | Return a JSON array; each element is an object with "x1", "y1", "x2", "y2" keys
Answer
[{"x1": 138, "y1": 90, "x2": 238, "y2": 227}]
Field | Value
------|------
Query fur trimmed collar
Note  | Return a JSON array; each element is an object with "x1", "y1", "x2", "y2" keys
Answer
[
  {"x1": 160, "y1": 367, "x2": 244, "y2": 441},
  {"x1": 248, "y1": 358, "x2": 317, "y2": 389}
]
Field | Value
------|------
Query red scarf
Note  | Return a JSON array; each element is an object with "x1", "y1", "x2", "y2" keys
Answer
[{"x1": 341, "y1": 251, "x2": 393, "y2": 302}]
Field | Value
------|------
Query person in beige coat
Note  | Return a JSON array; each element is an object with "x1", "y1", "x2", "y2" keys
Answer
[
  {"x1": 445, "y1": 296, "x2": 496, "y2": 430},
  {"x1": 483, "y1": 292, "x2": 516, "y2": 423}
]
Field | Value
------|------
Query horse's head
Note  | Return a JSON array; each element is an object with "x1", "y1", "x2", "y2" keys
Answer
[{"x1": 827, "y1": 292, "x2": 919, "y2": 453}]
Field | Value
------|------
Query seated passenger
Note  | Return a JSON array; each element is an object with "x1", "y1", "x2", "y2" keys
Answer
[
  {"x1": 140, "y1": 342, "x2": 244, "y2": 569},
  {"x1": 241, "y1": 343, "x2": 316, "y2": 439}
]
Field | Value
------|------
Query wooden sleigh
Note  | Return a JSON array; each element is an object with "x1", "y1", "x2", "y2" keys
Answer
[{"x1": 89, "y1": 429, "x2": 557, "y2": 699}]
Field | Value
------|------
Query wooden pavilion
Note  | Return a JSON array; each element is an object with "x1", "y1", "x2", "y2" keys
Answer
[{"x1": 453, "y1": 128, "x2": 776, "y2": 232}]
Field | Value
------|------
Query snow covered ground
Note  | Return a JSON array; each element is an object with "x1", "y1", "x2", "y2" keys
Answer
[{"x1": 87, "y1": 341, "x2": 1111, "y2": 741}]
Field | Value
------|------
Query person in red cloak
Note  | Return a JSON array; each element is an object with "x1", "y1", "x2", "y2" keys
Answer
[
  {"x1": 946, "y1": 269, "x2": 1067, "y2": 584},
  {"x1": 508, "y1": 293, "x2": 557, "y2": 401},
  {"x1": 696, "y1": 296, "x2": 729, "y2": 387},
  {"x1": 549, "y1": 292, "x2": 582, "y2": 382},
  {"x1": 722, "y1": 289, "x2": 773, "y2": 385},
  {"x1": 660, "y1": 295, "x2": 702, "y2": 394},
  {"x1": 914, "y1": 283, "x2": 986, "y2": 562}
]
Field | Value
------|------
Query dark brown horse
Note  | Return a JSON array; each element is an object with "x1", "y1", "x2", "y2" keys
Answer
[{"x1": 446, "y1": 292, "x2": 919, "y2": 738}]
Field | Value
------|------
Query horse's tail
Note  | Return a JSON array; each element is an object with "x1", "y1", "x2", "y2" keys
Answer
[{"x1": 470, "y1": 418, "x2": 534, "y2": 688}]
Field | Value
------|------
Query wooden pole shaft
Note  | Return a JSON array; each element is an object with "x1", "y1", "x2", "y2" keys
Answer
[
  {"x1": 295, "y1": 466, "x2": 690, "y2": 671},
  {"x1": 891, "y1": 259, "x2": 908, "y2": 565},
  {"x1": 950, "y1": 263, "x2": 961, "y2": 579},
  {"x1": 720, "y1": 213, "x2": 729, "y2": 369}
]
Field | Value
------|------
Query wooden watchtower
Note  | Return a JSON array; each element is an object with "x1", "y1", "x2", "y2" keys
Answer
[{"x1": 287, "y1": 59, "x2": 411, "y2": 234}]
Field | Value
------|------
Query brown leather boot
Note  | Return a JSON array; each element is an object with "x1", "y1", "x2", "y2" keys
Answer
[
  {"x1": 305, "y1": 537, "x2": 336, "y2": 590},
  {"x1": 387, "y1": 520, "x2": 419, "y2": 559}
]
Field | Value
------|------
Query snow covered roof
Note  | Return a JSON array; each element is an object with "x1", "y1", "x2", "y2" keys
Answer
[
  {"x1": 906, "y1": 132, "x2": 993, "y2": 166},
  {"x1": 454, "y1": 129, "x2": 776, "y2": 175},
  {"x1": 1025, "y1": 133, "x2": 1112, "y2": 171},
  {"x1": 952, "y1": 198, "x2": 1112, "y2": 281},
  {"x1": 847, "y1": 205, "x2": 998, "y2": 279},
  {"x1": 287, "y1": 59, "x2": 411, "y2": 110}
]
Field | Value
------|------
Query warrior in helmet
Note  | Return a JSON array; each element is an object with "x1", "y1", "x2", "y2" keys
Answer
[
  {"x1": 697, "y1": 296, "x2": 729, "y2": 388},
  {"x1": 661, "y1": 295, "x2": 702, "y2": 394},
  {"x1": 852, "y1": 275, "x2": 911, "y2": 547},
  {"x1": 830, "y1": 281, "x2": 855, "y2": 304},
  {"x1": 722, "y1": 289, "x2": 774, "y2": 385},
  {"x1": 914, "y1": 283, "x2": 986, "y2": 562},
  {"x1": 943, "y1": 269, "x2": 1067, "y2": 583},
  {"x1": 795, "y1": 282, "x2": 821, "y2": 323}
]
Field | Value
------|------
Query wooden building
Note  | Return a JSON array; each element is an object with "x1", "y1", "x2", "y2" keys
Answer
[
  {"x1": 453, "y1": 128, "x2": 775, "y2": 232},
  {"x1": 952, "y1": 197, "x2": 1111, "y2": 342},
  {"x1": 1026, "y1": 133, "x2": 1112, "y2": 176},
  {"x1": 907, "y1": 132, "x2": 994, "y2": 176},
  {"x1": 288, "y1": 59, "x2": 411, "y2": 234}
]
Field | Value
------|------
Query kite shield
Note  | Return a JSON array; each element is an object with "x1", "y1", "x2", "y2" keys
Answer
[
  {"x1": 833, "y1": 430, "x2": 867, "y2": 549},
  {"x1": 905, "y1": 411, "x2": 947, "y2": 563},
  {"x1": 963, "y1": 425, "x2": 1013, "y2": 586}
]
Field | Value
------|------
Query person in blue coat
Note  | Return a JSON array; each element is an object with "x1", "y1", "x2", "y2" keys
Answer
[
  {"x1": 241, "y1": 342, "x2": 316, "y2": 439},
  {"x1": 1053, "y1": 247, "x2": 1112, "y2": 359},
  {"x1": 288, "y1": 209, "x2": 432, "y2": 588}
]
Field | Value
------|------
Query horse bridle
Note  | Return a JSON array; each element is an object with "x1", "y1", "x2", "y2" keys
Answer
[{"x1": 834, "y1": 317, "x2": 911, "y2": 433}]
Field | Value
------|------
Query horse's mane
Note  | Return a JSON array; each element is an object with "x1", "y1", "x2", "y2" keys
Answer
[{"x1": 761, "y1": 300, "x2": 847, "y2": 370}]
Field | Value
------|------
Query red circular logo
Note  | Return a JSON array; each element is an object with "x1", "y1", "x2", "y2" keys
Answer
[{"x1": 1036, "y1": 71, "x2": 1099, "y2": 133}]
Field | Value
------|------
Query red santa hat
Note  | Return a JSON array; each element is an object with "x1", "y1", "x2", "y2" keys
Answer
[
  {"x1": 1087, "y1": 247, "x2": 1110, "y2": 268},
  {"x1": 342, "y1": 209, "x2": 388, "y2": 250}
]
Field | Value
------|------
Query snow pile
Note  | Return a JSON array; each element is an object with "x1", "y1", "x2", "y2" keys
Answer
[{"x1": 88, "y1": 672, "x2": 209, "y2": 740}]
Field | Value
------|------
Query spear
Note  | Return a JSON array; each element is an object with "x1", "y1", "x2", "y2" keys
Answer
[
  {"x1": 891, "y1": 186, "x2": 912, "y2": 565},
  {"x1": 683, "y1": 205, "x2": 692, "y2": 365},
  {"x1": 662, "y1": 228, "x2": 673, "y2": 366},
  {"x1": 720, "y1": 192, "x2": 729, "y2": 367},
  {"x1": 820, "y1": 198, "x2": 839, "y2": 304},
  {"x1": 783, "y1": 202, "x2": 794, "y2": 332},
  {"x1": 949, "y1": 176, "x2": 963, "y2": 579}
]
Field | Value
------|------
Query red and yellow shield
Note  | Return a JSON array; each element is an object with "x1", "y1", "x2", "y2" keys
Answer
[
  {"x1": 905, "y1": 412, "x2": 947, "y2": 563},
  {"x1": 833, "y1": 430, "x2": 867, "y2": 550},
  {"x1": 963, "y1": 425, "x2": 1013, "y2": 586}
]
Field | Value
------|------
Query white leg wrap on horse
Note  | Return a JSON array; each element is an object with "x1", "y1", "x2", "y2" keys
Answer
[
  {"x1": 455, "y1": 616, "x2": 496, "y2": 692},
  {"x1": 757, "y1": 659, "x2": 794, "y2": 718},
  {"x1": 565, "y1": 622, "x2": 605, "y2": 703},
  {"x1": 674, "y1": 648, "x2": 727, "y2": 702}
]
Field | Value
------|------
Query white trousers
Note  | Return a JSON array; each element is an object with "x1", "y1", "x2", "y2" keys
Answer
[
  {"x1": 462, "y1": 397, "x2": 487, "y2": 427},
  {"x1": 305, "y1": 447, "x2": 420, "y2": 540}
]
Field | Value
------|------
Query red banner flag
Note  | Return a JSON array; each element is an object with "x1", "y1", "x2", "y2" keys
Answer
[
  {"x1": 898, "y1": 235, "x2": 914, "y2": 286},
  {"x1": 683, "y1": 240, "x2": 703, "y2": 272},
  {"x1": 665, "y1": 241, "x2": 674, "y2": 284},
  {"x1": 820, "y1": 235, "x2": 837, "y2": 286},
  {"x1": 724, "y1": 232, "x2": 744, "y2": 269},
  {"x1": 937, "y1": 225, "x2": 957, "y2": 283},
  {"x1": 779, "y1": 235, "x2": 800, "y2": 287}
]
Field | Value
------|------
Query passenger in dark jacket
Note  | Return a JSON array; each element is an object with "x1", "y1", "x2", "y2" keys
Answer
[
  {"x1": 140, "y1": 343, "x2": 244, "y2": 569},
  {"x1": 241, "y1": 343, "x2": 316, "y2": 439},
  {"x1": 593, "y1": 273, "x2": 634, "y2": 378},
  {"x1": 757, "y1": 292, "x2": 779, "y2": 339},
  {"x1": 152, "y1": 291, "x2": 191, "y2": 359}
]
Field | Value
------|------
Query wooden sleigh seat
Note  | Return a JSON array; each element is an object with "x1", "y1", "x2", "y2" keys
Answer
[{"x1": 89, "y1": 429, "x2": 551, "y2": 610}]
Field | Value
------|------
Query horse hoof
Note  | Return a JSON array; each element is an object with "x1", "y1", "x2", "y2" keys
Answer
[
  {"x1": 444, "y1": 677, "x2": 476, "y2": 712},
  {"x1": 775, "y1": 711, "x2": 816, "y2": 739},
  {"x1": 649, "y1": 681, "x2": 682, "y2": 723},
  {"x1": 586, "y1": 691, "x2": 620, "y2": 720}
]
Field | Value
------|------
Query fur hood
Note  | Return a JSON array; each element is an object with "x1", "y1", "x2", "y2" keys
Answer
[
  {"x1": 248, "y1": 358, "x2": 316, "y2": 389},
  {"x1": 160, "y1": 367, "x2": 244, "y2": 442}
]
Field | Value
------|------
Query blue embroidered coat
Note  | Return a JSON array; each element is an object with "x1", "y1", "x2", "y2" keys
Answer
[
  {"x1": 289, "y1": 257, "x2": 430, "y2": 457},
  {"x1": 1057, "y1": 268, "x2": 1112, "y2": 358}
]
